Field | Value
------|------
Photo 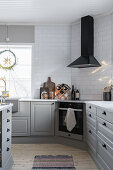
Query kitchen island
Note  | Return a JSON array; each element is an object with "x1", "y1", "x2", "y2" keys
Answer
[{"x1": 0, "y1": 104, "x2": 13, "y2": 170}]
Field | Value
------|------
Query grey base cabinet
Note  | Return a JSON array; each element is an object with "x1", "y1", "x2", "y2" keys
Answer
[
  {"x1": 12, "y1": 101, "x2": 30, "y2": 136},
  {"x1": 31, "y1": 102, "x2": 55, "y2": 136},
  {"x1": 12, "y1": 117, "x2": 30, "y2": 136},
  {"x1": 86, "y1": 103, "x2": 113, "y2": 170}
]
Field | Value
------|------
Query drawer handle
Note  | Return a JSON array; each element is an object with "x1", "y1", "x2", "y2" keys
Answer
[
  {"x1": 7, "y1": 109, "x2": 10, "y2": 113},
  {"x1": 7, "y1": 138, "x2": 10, "y2": 142},
  {"x1": 89, "y1": 114, "x2": 92, "y2": 117},
  {"x1": 89, "y1": 130, "x2": 92, "y2": 134},
  {"x1": 52, "y1": 103, "x2": 54, "y2": 105},
  {"x1": 102, "y1": 122, "x2": 107, "y2": 127},
  {"x1": 7, "y1": 119, "x2": 10, "y2": 123},
  {"x1": 102, "y1": 144, "x2": 107, "y2": 149},
  {"x1": 102, "y1": 111, "x2": 106, "y2": 115},
  {"x1": 89, "y1": 106, "x2": 91, "y2": 109},
  {"x1": 7, "y1": 147, "x2": 10, "y2": 152},
  {"x1": 68, "y1": 134, "x2": 71, "y2": 136},
  {"x1": 7, "y1": 128, "x2": 10, "y2": 132}
]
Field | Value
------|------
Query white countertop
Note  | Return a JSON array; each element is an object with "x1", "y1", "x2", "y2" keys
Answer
[
  {"x1": 0, "y1": 103, "x2": 13, "y2": 111},
  {"x1": 7, "y1": 98, "x2": 113, "y2": 112},
  {"x1": 86, "y1": 101, "x2": 113, "y2": 112},
  {"x1": 19, "y1": 98, "x2": 57, "y2": 102}
]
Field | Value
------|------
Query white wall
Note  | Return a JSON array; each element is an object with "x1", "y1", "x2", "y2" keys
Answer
[
  {"x1": 71, "y1": 14, "x2": 113, "y2": 100},
  {"x1": 32, "y1": 25, "x2": 71, "y2": 98}
]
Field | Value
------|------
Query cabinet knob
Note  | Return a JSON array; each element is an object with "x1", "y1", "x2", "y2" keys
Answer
[
  {"x1": 51, "y1": 103, "x2": 54, "y2": 105},
  {"x1": 89, "y1": 106, "x2": 91, "y2": 109},
  {"x1": 102, "y1": 111, "x2": 106, "y2": 115},
  {"x1": 102, "y1": 122, "x2": 107, "y2": 127},
  {"x1": 89, "y1": 114, "x2": 91, "y2": 117},
  {"x1": 7, "y1": 119, "x2": 10, "y2": 123},
  {"x1": 7, "y1": 147, "x2": 10, "y2": 151},
  {"x1": 7, "y1": 109, "x2": 10, "y2": 113},
  {"x1": 89, "y1": 130, "x2": 92, "y2": 134},
  {"x1": 7, "y1": 128, "x2": 10, "y2": 132},
  {"x1": 68, "y1": 134, "x2": 71, "y2": 136},
  {"x1": 102, "y1": 144, "x2": 107, "y2": 149},
  {"x1": 7, "y1": 138, "x2": 10, "y2": 142}
]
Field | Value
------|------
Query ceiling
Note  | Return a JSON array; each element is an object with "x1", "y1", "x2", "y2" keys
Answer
[{"x1": 0, "y1": 0, "x2": 113, "y2": 24}]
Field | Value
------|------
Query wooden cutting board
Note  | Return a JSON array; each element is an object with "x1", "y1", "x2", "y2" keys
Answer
[{"x1": 44, "y1": 77, "x2": 55, "y2": 99}]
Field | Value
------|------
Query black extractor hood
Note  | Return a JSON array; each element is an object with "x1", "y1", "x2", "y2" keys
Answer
[{"x1": 67, "y1": 15, "x2": 101, "y2": 68}]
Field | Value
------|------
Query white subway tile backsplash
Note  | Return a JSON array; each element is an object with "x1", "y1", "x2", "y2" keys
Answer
[
  {"x1": 71, "y1": 14, "x2": 113, "y2": 100},
  {"x1": 32, "y1": 25, "x2": 71, "y2": 98}
]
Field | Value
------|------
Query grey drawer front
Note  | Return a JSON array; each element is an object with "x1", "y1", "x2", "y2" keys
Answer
[
  {"x1": 97, "y1": 154, "x2": 110, "y2": 170},
  {"x1": 2, "y1": 107, "x2": 11, "y2": 120},
  {"x1": 2, "y1": 116, "x2": 11, "y2": 141},
  {"x1": 97, "y1": 117, "x2": 113, "y2": 142},
  {"x1": 2, "y1": 141, "x2": 11, "y2": 167},
  {"x1": 97, "y1": 137, "x2": 113, "y2": 169},
  {"x1": 86, "y1": 104, "x2": 96, "y2": 115},
  {"x1": 97, "y1": 108, "x2": 113, "y2": 124},
  {"x1": 87, "y1": 123, "x2": 96, "y2": 153},
  {"x1": 86, "y1": 111, "x2": 96, "y2": 129}
]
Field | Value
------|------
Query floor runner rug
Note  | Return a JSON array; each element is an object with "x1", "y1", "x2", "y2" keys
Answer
[{"x1": 32, "y1": 155, "x2": 76, "y2": 169}]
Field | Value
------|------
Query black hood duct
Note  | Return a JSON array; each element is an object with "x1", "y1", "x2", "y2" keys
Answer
[{"x1": 68, "y1": 15, "x2": 101, "y2": 68}]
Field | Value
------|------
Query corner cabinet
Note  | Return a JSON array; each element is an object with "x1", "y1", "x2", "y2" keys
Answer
[
  {"x1": 12, "y1": 101, "x2": 30, "y2": 136},
  {"x1": 31, "y1": 102, "x2": 55, "y2": 136}
]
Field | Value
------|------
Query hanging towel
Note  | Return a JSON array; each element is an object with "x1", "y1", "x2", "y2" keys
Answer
[{"x1": 64, "y1": 108, "x2": 76, "y2": 132}]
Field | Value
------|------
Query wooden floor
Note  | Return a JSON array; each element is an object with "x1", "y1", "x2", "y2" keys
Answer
[{"x1": 12, "y1": 144, "x2": 98, "y2": 170}]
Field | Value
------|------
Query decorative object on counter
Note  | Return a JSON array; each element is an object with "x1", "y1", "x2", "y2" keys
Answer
[
  {"x1": 71, "y1": 85, "x2": 75, "y2": 100},
  {"x1": 44, "y1": 77, "x2": 55, "y2": 99},
  {"x1": 55, "y1": 84, "x2": 71, "y2": 100},
  {"x1": 75, "y1": 89, "x2": 80, "y2": 100},
  {"x1": 103, "y1": 86, "x2": 111, "y2": 101},
  {"x1": 0, "y1": 49, "x2": 16, "y2": 70},
  {"x1": 40, "y1": 85, "x2": 49, "y2": 99}
]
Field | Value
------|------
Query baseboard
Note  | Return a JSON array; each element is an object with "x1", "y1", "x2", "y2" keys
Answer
[{"x1": 12, "y1": 136, "x2": 87, "y2": 150}]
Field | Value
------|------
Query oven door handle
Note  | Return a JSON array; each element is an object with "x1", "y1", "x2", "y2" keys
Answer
[{"x1": 58, "y1": 108, "x2": 83, "y2": 112}]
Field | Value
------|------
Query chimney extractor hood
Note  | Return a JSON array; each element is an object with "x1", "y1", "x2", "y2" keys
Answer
[{"x1": 68, "y1": 15, "x2": 101, "y2": 68}]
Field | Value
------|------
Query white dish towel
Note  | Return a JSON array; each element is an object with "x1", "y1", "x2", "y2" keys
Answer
[{"x1": 64, "y1": 108, "x2": 76, "y2": 132}]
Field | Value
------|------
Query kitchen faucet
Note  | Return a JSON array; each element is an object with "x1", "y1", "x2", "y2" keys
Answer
[{"x1": 0, "y1": 78, "x2": 7, "y2": 104}]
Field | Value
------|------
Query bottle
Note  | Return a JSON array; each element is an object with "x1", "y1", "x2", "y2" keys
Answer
[
  {"x1": 71, "y1": 85, "x2": 75, "y2": 100},
  {"x1": 75, "y1": 89, "x2": 80, "y2": 100}
]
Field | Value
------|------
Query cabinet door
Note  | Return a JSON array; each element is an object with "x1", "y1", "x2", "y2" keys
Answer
[
  {"x1": 31, "y1": 102, "x2": 55, "y2": 136},
  {"x1": 12, "y1": 102, "x2": 30, "y2": 117},
  {"x1": 12, "y1": 117, "x2": 30, "y2": 136}
]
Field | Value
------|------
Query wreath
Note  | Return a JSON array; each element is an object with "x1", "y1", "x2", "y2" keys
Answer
[{"x1": 0, "y1": 49, "x2": 16, "y2": 70}]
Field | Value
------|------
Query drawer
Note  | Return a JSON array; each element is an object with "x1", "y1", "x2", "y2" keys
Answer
[
  {"x1": 2, "y1": 116, "x2": 11, "y2": 141},
  {"x1": 86, "y1": 104, "x2": 96, "y2": 115},
  {"x1": 86, "y1": 111, "x2": 96, "y2": 129},
  {"x1": 2, "y1": 141, "x2": 11, "y2": 167},
  {"x1": 97, "y1": 117, "x2": 113, "y2": 143},
  {"x1": 87, "y1": 123, "x2": 97, "y2": 153},
  {"x1": 97, "y1": 107, "x2": 113, "y2": 124},
  {"x1": 2, "y1": 107, "x2": 11, "y2": 120},
  {"x1": 97, "y1": 154, "x2": 110, "y2": 170},
  {"x1": 97, "y1": 136, "x2": 113, "y2": 169}
]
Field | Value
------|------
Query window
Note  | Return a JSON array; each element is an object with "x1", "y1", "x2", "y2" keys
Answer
[{"x1": 0, "y1": 45, "x2": 32, "y2": 98}]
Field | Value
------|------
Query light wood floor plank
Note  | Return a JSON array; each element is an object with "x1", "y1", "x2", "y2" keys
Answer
[{"x1": 12, "y1": 144, "x2": 98, "y2": 170}]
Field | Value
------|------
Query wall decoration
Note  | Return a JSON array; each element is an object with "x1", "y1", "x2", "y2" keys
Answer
[{"x1": 0, "y1": 49, "x2": 16, "y2": 70}]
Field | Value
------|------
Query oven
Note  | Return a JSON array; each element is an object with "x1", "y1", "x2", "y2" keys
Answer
[{"x1": 57, "y1": 102, "x2": 83, "y2": 140}]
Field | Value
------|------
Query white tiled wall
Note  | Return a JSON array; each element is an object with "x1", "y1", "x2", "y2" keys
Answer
[
  {"x1": 32, "y1": 25, "x2": 71, "y2": 98},
  {"x1": 71, "y1": 14, "x2": 113, "y2": 100}
]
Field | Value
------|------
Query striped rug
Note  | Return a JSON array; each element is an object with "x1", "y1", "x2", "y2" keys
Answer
[{"x1": 32, "y1": 155, "x2": 76, "y2": 169}]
